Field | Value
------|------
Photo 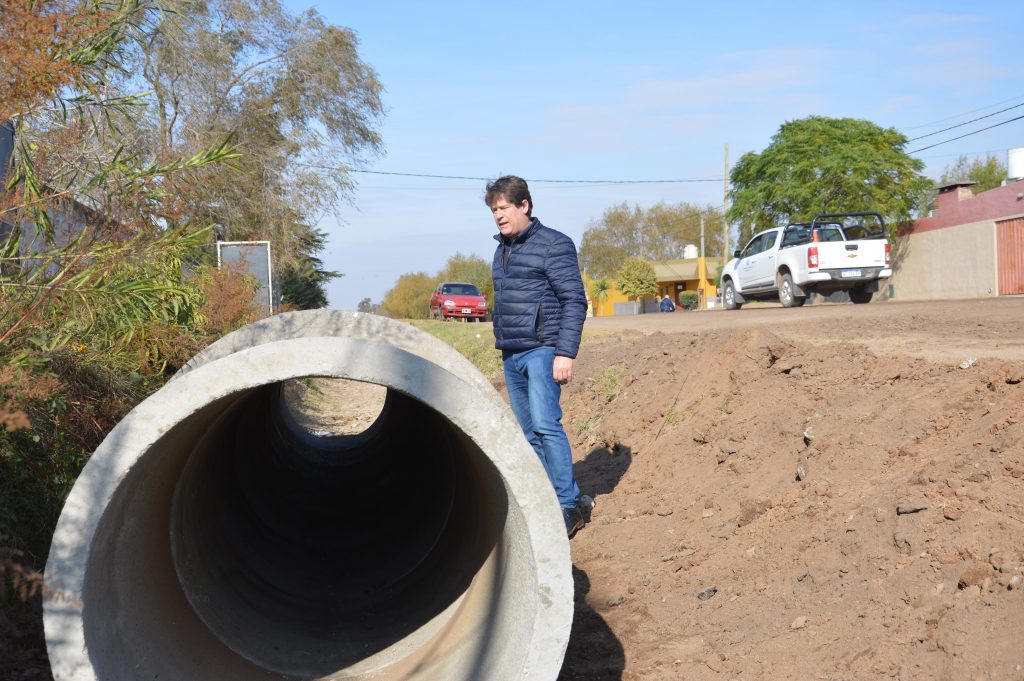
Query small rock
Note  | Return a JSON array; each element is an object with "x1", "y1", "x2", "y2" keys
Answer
[
  {"x1": 697, "y1": 586, "x2": 717, "y2": 601},
  {"x1": 790, "y1": 616, "x2": 808, "y2": 630},
  {"x1": 1006, "y1": 371, "x2": 1023, "y2": 385},
  {"x1": 795, "y1": 464, "x2": 806, "y2": 481},
  {"x1": 958, "y1": 357, "x2": 976, "y2": 369},
  {"x1": 802, "y1": 428, "x2": 814, "y2": 446},
  {"x1": 718, "y1": 441, "x2": 739, "y2": 455},
  {"x1": 958, "y1": 562, "x2": 993, "y2": 589},
  {"x1": 942, "y1": 507, "x2": 962, "y2": 521},
  {"x1": 737, "y1": 497, "x2": 773, "y2": 526},
  {"x1": 656, "y1": 507, "x2": 673, "y2": 517},
  {"x1": 607, "y1": 595, "x2": 625, "y2": 607},
  {"x1": 702, "y1": 509, "x2": 715, "y2": 518}
]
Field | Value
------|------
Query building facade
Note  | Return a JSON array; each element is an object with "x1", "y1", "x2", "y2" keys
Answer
[{"x1": 890, "y1": 179, "x2": 1024, "y2": 300}]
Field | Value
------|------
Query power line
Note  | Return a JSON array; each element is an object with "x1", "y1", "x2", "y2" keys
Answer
[
  {"x1": 901, "y1": 93, "x2": 1024, "y2": 131},
  {"x1": 301, "y1": 101, "x2": 1023, "y2": 184},
  {"x1": 907, "y1": 101, "x2": 1024, "y2": 141},
  {"x1": 299, "y1": 163, "x2": 724, "y2": 184},
  {"x1": 908, "y1": 114, "x2": 1024, "y2": 154}
]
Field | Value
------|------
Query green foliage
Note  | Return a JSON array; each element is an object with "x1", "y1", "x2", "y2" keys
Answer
[
  {"x1": 939, "y1": 154, "x2": 1007, "y2": 194},
  {"x1": 589, "y1": 277, "x2": 611, "y2": 307},
  {"x1": 616, "y1": 256, "x2": 659, "y2": 301},
  {"x1": 437, "y1": 253, "x2": 493, "y2": 300},
  {"x1": 379, "y1": 272, "x2": 437, "y2": 319},
  {"x1": 580, "y1": 201, "x2": 725, "y2": 279},
  {"x1": 728, "y1": 116, "x2": 932, "y2": 245},
  {"x1": 0, "y1": 354, "x2": 144, "y2": 561},
  {"x1": 678, "y1": 291, "x2": 699, "y2": 310},
  {"x1": 278, "y1": 227, "x2": 338, "y2": 310},
  {"x1": 124, "y1": 0, "x2": 385, "y2": 280}
]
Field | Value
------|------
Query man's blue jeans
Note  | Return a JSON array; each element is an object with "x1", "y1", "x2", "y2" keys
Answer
[{"x1": 503, "y1": 346, "x2": 580, "y2": 508}]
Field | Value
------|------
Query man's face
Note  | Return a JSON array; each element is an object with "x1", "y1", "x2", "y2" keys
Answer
[{"x1": 490, "y1": 196, "x2": 532, "y2": 237}]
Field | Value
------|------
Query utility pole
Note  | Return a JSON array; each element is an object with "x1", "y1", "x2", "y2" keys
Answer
[
  {"x1": 723, "y1": 143, "x2": 730, "y2": 260},
  {"x1": 698, "y1": 213, "x2": 707, "y2": 310}
]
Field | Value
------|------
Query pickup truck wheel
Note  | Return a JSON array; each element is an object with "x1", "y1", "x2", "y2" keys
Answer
[
  {"x1": 778, "y1": 273, "x2": 806, "y2": 308},
  {"x1": 723, "y1": 280, "x2": 742, "y2": 310},
  {"x1": 849, "y1": 287, "x2": 873, "y2": 304}
]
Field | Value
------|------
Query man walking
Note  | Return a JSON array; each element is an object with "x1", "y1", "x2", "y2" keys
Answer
[{"x1": 485, "y1": 175, "x2": 589, "y2": 538}]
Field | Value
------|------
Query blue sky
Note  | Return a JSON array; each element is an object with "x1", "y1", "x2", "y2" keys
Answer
[{"x1": 283, "y1": 1, "x2": 1024, "y2": 310}]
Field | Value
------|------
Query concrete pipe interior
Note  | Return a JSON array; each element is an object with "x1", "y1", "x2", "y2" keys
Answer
[{"x1": 44, "y1": 326, "x2": 571, "y2": 681}]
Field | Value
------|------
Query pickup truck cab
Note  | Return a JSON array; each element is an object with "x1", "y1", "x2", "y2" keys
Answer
[
  {"x1": 720, "y1": 212, "x2": 892, "y2": 310},
  {"x1": 429, "y1": 281, "x2": 489, "y2": 321}
]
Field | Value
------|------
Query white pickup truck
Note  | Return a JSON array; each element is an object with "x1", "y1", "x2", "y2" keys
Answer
[{"x1": 719, "y1": 212, "x2": 892, "y2": 309}]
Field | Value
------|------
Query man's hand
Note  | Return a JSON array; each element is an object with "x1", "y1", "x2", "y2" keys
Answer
[{"x1": 553, "y1": 356, "x2": 573, "y2": 385}]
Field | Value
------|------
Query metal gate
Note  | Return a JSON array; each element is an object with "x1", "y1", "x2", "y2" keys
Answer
[{"x1": 997, "y1": 217, "x2": 1024, "y2": 295}]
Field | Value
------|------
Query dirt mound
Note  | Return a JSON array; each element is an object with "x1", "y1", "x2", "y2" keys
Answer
[{"x1": 560, "y1": 328, "x2": 1024, "y2": 680}]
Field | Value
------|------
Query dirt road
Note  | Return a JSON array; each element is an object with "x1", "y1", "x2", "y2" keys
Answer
[
  {"x1": 559, "y1": 297, "x2": 1024, "y2": 680},
  {"x1": 583, "y1": 297, "x2": 1024, "y2": 361}
]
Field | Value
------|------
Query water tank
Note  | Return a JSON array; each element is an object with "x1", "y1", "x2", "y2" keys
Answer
[
  {"x1": 1009, "y1": 147, "x2": 1024, "y2": 181},
  {"x1": 683, "y1": 244, "x2": 699, "y2": 259}
]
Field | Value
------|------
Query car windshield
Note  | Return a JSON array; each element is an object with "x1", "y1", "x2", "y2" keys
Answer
[{"x1": 442, "y1": 284, "x2": 480, "y2": 295}]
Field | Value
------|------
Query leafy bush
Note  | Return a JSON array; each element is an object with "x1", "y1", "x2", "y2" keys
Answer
[{"x1": 679, "y1": 291, "x2": 699, "y2": 310}]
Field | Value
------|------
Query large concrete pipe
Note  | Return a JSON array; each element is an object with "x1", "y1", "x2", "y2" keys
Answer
[{"x1": 44, "y1": 311, "x2": 573, "y2": 680}]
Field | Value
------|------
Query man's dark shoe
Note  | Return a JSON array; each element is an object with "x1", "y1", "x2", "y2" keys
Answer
[{"x1": 562, "y1": 505, "x2": 585, "y2": 538}]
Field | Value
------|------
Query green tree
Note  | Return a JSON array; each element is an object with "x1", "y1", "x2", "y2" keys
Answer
[
  {"x1": 1, "y1": 0, "x2": 235, "y2": 371},
  {"x1": 437, "y1": 253, "x2": 493, "y2": 300},
  {"x1": 379, "y1": 272, "x2": 437, "y2": 320},
  {"x1": 357, "y1": 297, "x2": 379, "y2": 314},
  {"x1": 939, "y1": 154, "x2": 1007, "y2": 194},
  {"x1": 0, "y1": 0, "x2": 244, "y2": 623},
  {"x1": 120, "y1": 0, "x2": 385, "y2": 282},
  {"x1": 580, "y1": 201, "x2": 724, "y2": 279},
  {"x1": 278, "y1": 226, "x2": 338, "y2": 310},
  {"x1": 616, "y1": 257, "x2": 658, "y2": 304},
  {"x1": 728, "y1": 116, "x2": 932, "y2": 245}
]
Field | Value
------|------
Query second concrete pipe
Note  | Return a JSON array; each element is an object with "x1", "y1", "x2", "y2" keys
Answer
[{"x1": 44, "y1": 311, "x2": 573, "y2": 680}]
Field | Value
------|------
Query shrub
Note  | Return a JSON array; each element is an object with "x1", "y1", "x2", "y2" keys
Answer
[{"x1": 679, "y1": 291, "x2": 699, "y2": 310}]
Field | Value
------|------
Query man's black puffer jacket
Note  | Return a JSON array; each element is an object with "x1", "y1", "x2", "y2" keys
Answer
[{"x1": 491, "y1": 218, "x2": 587, "y2": 358}]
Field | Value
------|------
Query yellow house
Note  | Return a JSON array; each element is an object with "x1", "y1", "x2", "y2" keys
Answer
[{"x1": 587, "y1": 257, "x2": 725, "y2": 317}]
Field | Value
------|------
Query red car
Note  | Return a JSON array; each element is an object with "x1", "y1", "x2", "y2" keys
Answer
[{"x1": 429, "y1": 281, "x2": 488, "y2": 321}]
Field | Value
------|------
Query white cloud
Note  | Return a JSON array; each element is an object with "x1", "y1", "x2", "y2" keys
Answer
[{"x1": 530, "y1": 47, "x2": 834, "y2": 154}]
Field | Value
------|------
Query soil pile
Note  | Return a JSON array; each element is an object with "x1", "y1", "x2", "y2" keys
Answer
[{"x1": 559, "y1": 326, "x2": 1024, "y2": 680}]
